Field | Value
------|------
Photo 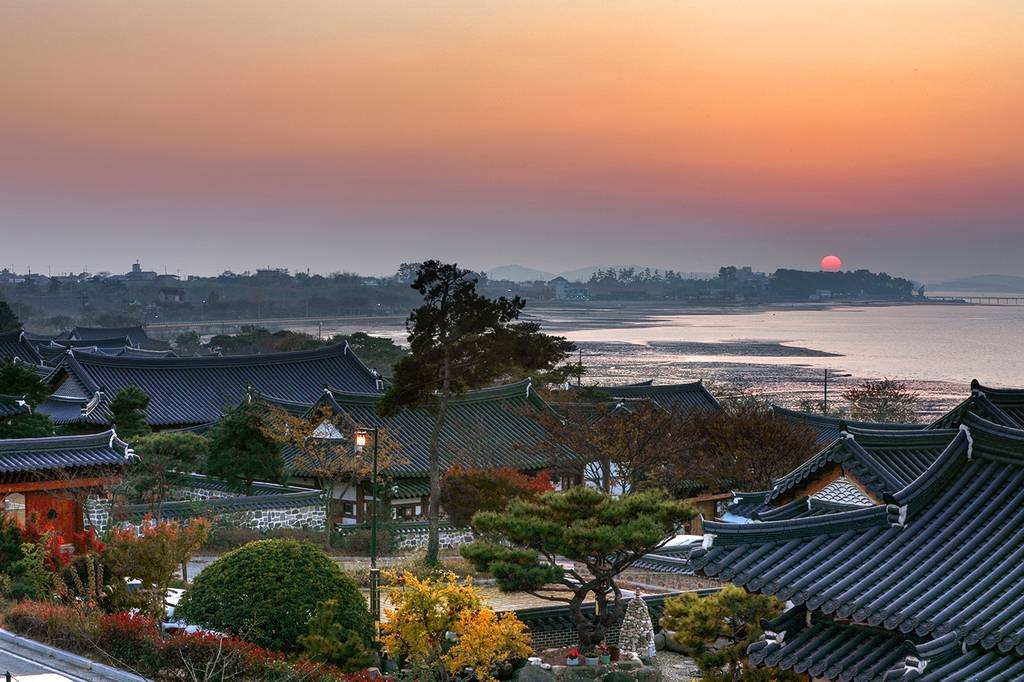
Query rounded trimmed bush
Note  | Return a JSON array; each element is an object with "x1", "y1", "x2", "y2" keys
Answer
[{"x1": 175, "y1": 539, "x2": 371, "y2": 652}]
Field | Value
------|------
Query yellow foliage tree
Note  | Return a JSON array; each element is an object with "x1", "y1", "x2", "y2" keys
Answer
[
  {"x1": 380, "y1": 570, "x2": 531, "y2": 682},
  {"x1": 445, "y1": 609, "x2": 532, "y2": 682}
]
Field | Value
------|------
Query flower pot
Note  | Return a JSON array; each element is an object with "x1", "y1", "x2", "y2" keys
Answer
[
  {"x1": 566, "y1": 658, "x2": 580, "y2": 667},
  {"x1": 585, "y1": 657, "x2": 600, "y2": 666},
  {"x1": 599, "y1": 655, "x2": 611, "y2": 665}
]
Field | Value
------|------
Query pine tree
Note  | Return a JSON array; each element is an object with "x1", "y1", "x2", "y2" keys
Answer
[
  {"x1": 298, "y1": 599, "x2": 375, "y2": 672},
  {"x1": 109, "y1": 385, "x2": 152, "y2": 440},
  {"x1": 381, "y1": 260, "x2": 573, "y2": 565},
  {"x1": 206, "y1": 398, "x2": 283, "y2": 493}
]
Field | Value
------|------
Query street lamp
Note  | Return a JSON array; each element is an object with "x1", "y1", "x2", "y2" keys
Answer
[{"x1": 354, "y1": 426, "x2": 381, "y2": 624}]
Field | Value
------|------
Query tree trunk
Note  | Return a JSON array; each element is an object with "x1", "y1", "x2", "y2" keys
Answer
[
  {"x1": 322, "y1": 479, "x2": 336, "y2": 548},
  {"x1": 601, "y1": 458, "x2": 612, "y2": 493},
  {"x1": 425, "y1": 352, "x2": 452, "y2": 566}
]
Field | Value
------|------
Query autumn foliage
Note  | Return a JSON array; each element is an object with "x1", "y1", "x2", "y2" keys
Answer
[
  {"x1": 439, "y1": 465, "x2": 553, "y2": 527},
  {"x1": 380, "y1": 570, "x2": 531, "y2": 681}
]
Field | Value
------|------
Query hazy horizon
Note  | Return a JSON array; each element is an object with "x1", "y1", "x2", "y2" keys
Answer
[{"x1": 2, "y1": 2, "x2": 1022, "y2": 281}]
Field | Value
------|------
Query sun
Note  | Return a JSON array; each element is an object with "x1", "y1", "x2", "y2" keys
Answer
[{"x1": 821, "y1": 255, "x2": 843, "y2": 272}]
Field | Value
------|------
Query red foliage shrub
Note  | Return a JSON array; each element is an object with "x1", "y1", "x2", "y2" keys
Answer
[
  {"x1": 3, "y1": 600, "x2": 99, "y2": 650},
  {"x1": 440, "y1": 465, "x2": 554, "y2": 527},
  {"x1": 3, "y1": 601, "x2": 371, "y2": 682}
]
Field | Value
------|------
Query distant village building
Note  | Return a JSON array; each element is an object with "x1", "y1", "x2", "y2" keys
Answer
[
  {"x1": 158, "y1": 287, "x2": 186, "y2": 304},
  {"x1": 548, "y1": 276, "x2": 590, "y2": 301},
  {"x1": 125, "y1": 261, "x2": 158, "y2": 281}
]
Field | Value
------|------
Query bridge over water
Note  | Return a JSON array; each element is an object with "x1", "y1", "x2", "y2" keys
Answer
[{"x1": 926, "y1": 296, "x2": 1024, "y2": 306}]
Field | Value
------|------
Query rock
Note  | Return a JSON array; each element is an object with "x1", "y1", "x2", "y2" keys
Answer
[
  {"x1": 616, "y1": 660, "x2": 642, "y2": 671},
  {"x1": 635, "y1": 667, "x2": 661, "y2": 682},
  {"x1": 653, "y1": 633, "x2": 666, "y2": 651},
  {"x1": 516, "y1": 665, "x2": 556, "y2": 682},
  {"x1": 662, "y1": 631, "x2": 687, "y2": 654},
  {"x1": 602, "y1": 671, "x2": 634, "y2": 682}
]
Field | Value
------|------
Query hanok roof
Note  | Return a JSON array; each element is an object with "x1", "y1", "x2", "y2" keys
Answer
[
  {"x1": 690, "y1": 414, "x2": 1024, "y2": 678},
  {"x1": 933, "y1": 380, "x2": 1024, "y2": 430},
  {"x1": 767, "y1": 427, "x2": 956, "y2": 505},
  {"x1": 270, "y1": 379, "x2": 574, "y2": 477},
  {"x1": 749, "y1": 608, "x2": 1024, "y2": 682},
  {"x1": 68, "y1": 325, "x2": 165, "y2": 349},
  {"x1": 0, "y1": 394, "x2": 30, "y2": 418},
  {"x1": 0, "y1": 330, "x2": 43, "y2": 365},
  {"x1": 41, "y1": 342, "x2": 383, "y2": 427},
  {"x1": 594, "y1": 380, "x2": 721, "y2": 412},
  {"x1": 771, "y1": 404, "x2": 922, "y2": 445},
  {"x1": 0, "y1": 430, "x2": 133, "y2": 476},
  {"x1": 38, "y1": 394, "x2": 111, "y2": 426}
]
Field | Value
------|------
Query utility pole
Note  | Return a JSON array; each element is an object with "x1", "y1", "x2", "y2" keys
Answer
[{"x1": 824, "y1": 369, "x2": 829, "y2": 414}]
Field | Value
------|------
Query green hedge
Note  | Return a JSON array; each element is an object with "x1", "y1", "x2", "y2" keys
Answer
[{"x1": 176, "y1": 539, "x2": 372, "y2": 652}]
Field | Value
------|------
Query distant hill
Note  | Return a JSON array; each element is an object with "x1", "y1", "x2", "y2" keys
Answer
[
  {"x1": 930, "y1": 274, "x2": 1024, "y2": 293},
  {"x1": 486, "y1": 264, "x2": 555, "y2": 282}
]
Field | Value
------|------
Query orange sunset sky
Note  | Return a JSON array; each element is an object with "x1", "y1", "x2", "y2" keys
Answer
[{"x1": 1, "y1": 1, "x2": 1022, "y2": 279}]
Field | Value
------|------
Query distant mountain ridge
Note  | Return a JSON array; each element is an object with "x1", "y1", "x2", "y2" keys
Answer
[
  {"x1": 930, "y1": 274, "x2": 1024, "y2": 293},
  {"x1": 486, "y1": 265, "x2": 556, "y2": 282}
]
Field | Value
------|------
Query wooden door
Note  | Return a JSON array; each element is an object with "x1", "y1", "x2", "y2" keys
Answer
[{"x1": 25, "y1": 493, "x2": 78, "y2": 538}]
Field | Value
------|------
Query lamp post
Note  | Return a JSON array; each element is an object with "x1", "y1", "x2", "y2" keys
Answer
[{"x1": 355, "y1": 426, "x2": 381, "y2": 624}]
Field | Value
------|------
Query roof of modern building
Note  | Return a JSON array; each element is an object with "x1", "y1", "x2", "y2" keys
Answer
[
  {"x1": 0, "y1": 330, "x2": 44, "y2": 365},
  {"x1": 771, "y1": 404, "x2": 923, "y2": 445},
  {"x1": 690, "y1": 413, "x2": 1024, "y2": 678},
  {"x1": 39, "y1": 341, "x2": 384, "y2": 427},
  {"x1": 594, "y1": 380, "x2": 722, "y2": 412},
  {"x1": 267, "y1": 379, "x2": 575, "y2": 478},
  {"x1": 0, "y1": 429, "x2": 133, "y2": 476}
]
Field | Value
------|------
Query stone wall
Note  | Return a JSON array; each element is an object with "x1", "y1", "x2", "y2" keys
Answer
[
  {"x1": 217, "y1": 504, "x2": 327, "y2": 532},
  {"x1": 85, "y1": 494, "x2": 112, "y2": 534},
  {"x1": 393, "y1": 526, "x2": 475, "y2": 551},
  {"x1": 169, "y1": 486, "x2": 234, "y2": 502}
]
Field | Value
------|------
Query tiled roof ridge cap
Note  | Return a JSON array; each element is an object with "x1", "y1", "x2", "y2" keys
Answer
[
  {"x1": 0, "y1": 428, "x2": 121, "y2": 452},
  {"x1": 597, "y1": 379, "x2": 705, "y2": 392},
  {"x1": 973, "y1": 381, "x2": 1024, "y2": 398},
  {"x1": 771, "y1": 404, "x2": 923, "y2": 432},
  {"x1": 840, "y1": 435, "x2": 907, "y2": 492},
  {"x1": 328, "y1": 377, "x2": 536, "y2": 404},
  {"x1": 702, "y1": 504, "x2": 890, "y2": 546},
  {"x1": 883, "y1": 429, "x2": 970, "y2": 513},
  {"x1": 961, "y1": 411, "x2": 1024, "y2": 442},
  {"x1": 72, "y1": 340, "x2": 354, "y2": 367}
]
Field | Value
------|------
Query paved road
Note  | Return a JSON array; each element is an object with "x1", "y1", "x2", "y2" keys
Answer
[{"x1": 0, "y1": 639, "x2": 130, "y2": 682}]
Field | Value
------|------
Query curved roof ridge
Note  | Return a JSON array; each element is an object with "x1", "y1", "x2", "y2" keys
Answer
[
  {"x1": 328, "y1": 378, "x2": 535, "y2": 404},
  {"x1": 961, "y1": 411, "x2": 1024, "y2": 442},
  {"x1": 0, "y1": 428, "x2": 122, "y2": 452},
  {"x1": 973, "y1": 381, "x2": 1024, "y2": 397},
  {"x1": 771, "y1": 404, "x2": 922, "y2": 431},
  {"x1": 597, "y1": 379, "x2": 705, "y2": 392},
  {"x1": 885, "y1": 429, "x2": 970, "y2": 512},
  {"x1": 842, "y1": 436, "x2": 906, "y2": 492},
  {"x1": 701, "y1": 504, "x2": 890, "y2": 547},
  {"x1": 71, "y1": 340, "x2": 356, "y2": 368}
]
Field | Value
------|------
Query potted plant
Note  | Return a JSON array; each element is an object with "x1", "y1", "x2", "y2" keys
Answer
[
  {"x1": 583, "y1": 648, "x2": 600, "y2": 666},
  {"x1": 566, "y1": 648, "x2": 581, "y2": 666},
  {"x1": 597, "y1": 643, "x2": 611, "y2": 665}
]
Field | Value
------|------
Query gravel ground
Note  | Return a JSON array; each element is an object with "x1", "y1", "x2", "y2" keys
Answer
[{"x1": 655, "y1": 650, "x2": 701, "y2": 682}]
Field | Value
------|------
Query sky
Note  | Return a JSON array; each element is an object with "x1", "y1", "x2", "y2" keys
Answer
[{"x1": 1, "y1": 1, "x2": 1022, "y2": 282}]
